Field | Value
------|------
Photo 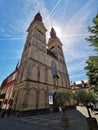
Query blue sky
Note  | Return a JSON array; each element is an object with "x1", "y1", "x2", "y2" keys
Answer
[{"x1": 0, "y1": 0, "x2": 98, "y2": 85}]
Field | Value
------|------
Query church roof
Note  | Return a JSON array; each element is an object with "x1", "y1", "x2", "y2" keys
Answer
[
  {"x1": 50, "y1": 27, "x2": 57, "y2": 38},
  {"x1": 34, "y1": 12, "x2": 42, "y2": 22}
]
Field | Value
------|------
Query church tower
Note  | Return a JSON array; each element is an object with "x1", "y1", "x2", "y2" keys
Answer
[
  {"x1": 16, "y1": 13, "x2": 47, "y2": 84},
  {"x1": 48, "y1": 27, "x2": 64, "y2": 61},
  {"x1": 12, "y1": 13, "x2": 48, "y2": 112},
  {"x1": 12, "y1": 13, "x2": 71, "y2": 115},
  {"x1": 47, "y1": 27, "x2": 70, "y2": 87}
]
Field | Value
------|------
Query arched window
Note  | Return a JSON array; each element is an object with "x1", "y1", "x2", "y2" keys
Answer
[{"x1": 51, "y1": 61, "x2": 57, "y2": 76}]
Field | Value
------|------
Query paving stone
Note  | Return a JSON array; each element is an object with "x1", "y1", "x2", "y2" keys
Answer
[{"x1": 6, "y1": 108, "x2": 90, "y2": 130}]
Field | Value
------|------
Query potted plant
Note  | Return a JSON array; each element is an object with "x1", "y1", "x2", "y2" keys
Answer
[
  {"x1": 75, "y1": 90, "x2": 98, "y2": 130},
  {"x1": 55, "y1": 91, "x2": 71, "y2": 126}
]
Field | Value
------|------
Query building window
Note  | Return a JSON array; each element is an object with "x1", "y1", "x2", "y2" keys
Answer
[
  {"x1": 37, "y1": 66, "x2": 40, "y2": 81},
  {"x1": 51, "y1": 61, "x2": 59, "y2": 86},
  {"x1": 50, "y1": 46, "x2": 54, "y2": 50},
  {"x1": 53, "y1": 78, "x2": 58, "y2": 86},
  {"x1": 51, "y1": 61, "x2": 57, "y2": 76},
  {"x1": 45, "y1": 67, "x2": 48, "y2": 82}
]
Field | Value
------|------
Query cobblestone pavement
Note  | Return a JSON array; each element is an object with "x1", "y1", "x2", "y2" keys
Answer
[{"x1": 5, "y1": 108, "x2": 90, "y2": 130}]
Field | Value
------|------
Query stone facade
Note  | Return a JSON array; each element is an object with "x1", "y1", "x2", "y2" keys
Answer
[{"x1": 12, "y1": 13, "x2": 71, "y2": 113}]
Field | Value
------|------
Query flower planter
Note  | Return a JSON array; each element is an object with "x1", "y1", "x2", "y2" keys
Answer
[
  {"x1": 87, "y1": 117, "x2": 98, "y2": 130},
  {"x1": 61, "y1": 115, "x2": 69, "y2": 127}
]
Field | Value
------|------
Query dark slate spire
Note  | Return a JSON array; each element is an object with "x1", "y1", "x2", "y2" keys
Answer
[
  {"x1": 34, "y1": 12, "x2": 42, "y2": 22},
  {"x1": 50, "y1": 27, "x2": 57, "y2": 38},
  {"x1": 15, "y1": 61, "x2": 19, "y2": 70}
]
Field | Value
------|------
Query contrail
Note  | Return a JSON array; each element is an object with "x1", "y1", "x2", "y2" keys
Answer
[
  {"x1": 0, "y1": 37, "x2": 25, "y2": 41},
  {"x1": 60, "y1": 33, "x2": 90, "y2": 38},
  {"x1": 44, "y1": 0, "x2": 61, "y2": 23},
  {"x1": 0, "y1": 33, "x2": 90, "y2": 41}
]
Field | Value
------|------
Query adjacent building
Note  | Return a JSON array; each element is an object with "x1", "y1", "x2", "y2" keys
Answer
[{"x1": 0, "y1": 67, "x2": 18, "y2": 111}]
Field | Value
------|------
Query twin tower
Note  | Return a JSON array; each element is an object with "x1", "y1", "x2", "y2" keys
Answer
[{"x1": 12, "y1": 13, "x2": 70, "y2": 114}]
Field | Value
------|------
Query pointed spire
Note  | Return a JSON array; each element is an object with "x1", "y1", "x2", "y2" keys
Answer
[
  {"x1": 15, "y1": 61, "x2": 19, "y2": 70},
  {"x1": 34, "y1": 12, "x2": 42, "y2": 22},
  {"x1": 50, "y1": 27, "x2": 57, "y2": 38}
]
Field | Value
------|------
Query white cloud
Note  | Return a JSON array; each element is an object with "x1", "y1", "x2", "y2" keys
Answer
[
  {"x1": 68, "y1": 61, "x2": 86, "y2": 72},
  {"x1": 61, "y1": 2, "x2": 92, "y2": 46}
]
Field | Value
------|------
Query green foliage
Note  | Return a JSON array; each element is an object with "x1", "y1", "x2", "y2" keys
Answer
[
  {"x1": 85, "y1": 56, "x2": 98, "y2": 94},
  {"x1": 75, "y1": 90, "x2": 94, "y2": 106},
  {"x1": 85, "y1": 13, "x2": 98, "y2": 94},
  {"x1": 86, "y1": 13, "x2": 98, "y2": 53},
  {"x1": 75, "y1": 90, "x2": 95, "y2": 118},
  {"x1": 55, "y1": 91, "x2": 71, "y2": 108},
  {"x1": 85, "y1": 56, "x2": 98, "y2": 82}
]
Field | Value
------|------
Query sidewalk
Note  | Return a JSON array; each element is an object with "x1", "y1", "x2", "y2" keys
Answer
[
  {"x1": 5, "y1": 107, "x2": 90, "y2": 130},
  {"x1": 77, "y1": 106, "x2": 98, "y2": 123}
]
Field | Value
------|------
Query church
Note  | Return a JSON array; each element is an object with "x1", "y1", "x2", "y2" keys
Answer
[{"x1": 12, "y1": 13, "x2": 71, "y2": 115}]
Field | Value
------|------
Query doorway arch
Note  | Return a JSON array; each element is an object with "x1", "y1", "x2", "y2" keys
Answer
[{"x1": 53, "y1": 92, "x2": 59, "y2": 112}]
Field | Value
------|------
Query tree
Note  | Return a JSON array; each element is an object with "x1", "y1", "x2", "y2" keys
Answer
[
  {"x1": 85, "y1": 13, "x2": 98, "y2": 94},
  {"x1": 55, "y1": 91, "x2": 71, "y2": 115},
  {"x1": 75, "y1": 90, "x2": 98, "y2": 130},
  {"x1": 86, "y1": 13, "x2": 98, "y2": 53},
  {"x1": 85, "y1": 56, "x2": 98, "y2": 94},
  {"x1": 75, "y1": 90, "x2": 94, "y2": 118},
  {"x1": 55, "y1": 91, "x2": 71, "y2": 126}
]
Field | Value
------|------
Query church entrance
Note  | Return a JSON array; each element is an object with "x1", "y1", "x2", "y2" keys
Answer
[{"x1": 53, "y1": 92, "x2": 59, "y2": 112}]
